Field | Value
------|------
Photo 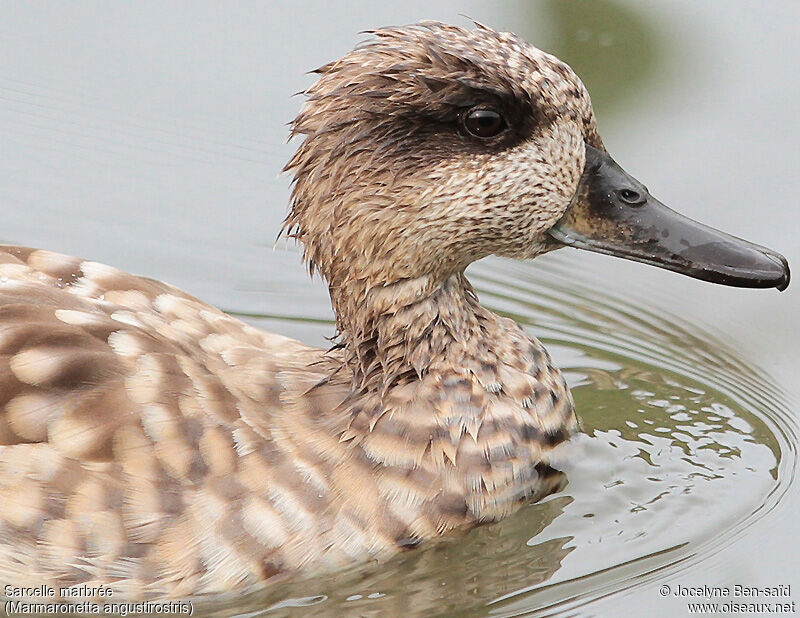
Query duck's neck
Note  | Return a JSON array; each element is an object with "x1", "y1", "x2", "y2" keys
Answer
[{"x1": 332, "y1": 272, "x2": 489, "y2": 392}]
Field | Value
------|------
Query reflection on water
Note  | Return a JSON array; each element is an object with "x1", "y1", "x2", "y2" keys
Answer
[{"x1": 194, "y1": 252, "x2": 794, "y2": 617}]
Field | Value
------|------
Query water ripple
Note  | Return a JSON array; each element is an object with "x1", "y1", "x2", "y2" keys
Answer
[{"x1": 208, "y1": 252, "x2": 796, "y2": 617}]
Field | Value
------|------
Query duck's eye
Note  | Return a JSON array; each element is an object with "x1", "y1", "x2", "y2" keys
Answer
[{"x1": 463, "y1": 108, "x2": 507, "y2": 138}]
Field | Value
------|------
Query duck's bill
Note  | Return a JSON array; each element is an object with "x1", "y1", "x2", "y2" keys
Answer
[{"x1": 549, "y1": 144, "x2": 790, "y2": 291}]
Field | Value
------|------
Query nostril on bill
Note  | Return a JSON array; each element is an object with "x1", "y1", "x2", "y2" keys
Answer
[{"x1": 617, "y1": 188, "x2": 644, "y2": 206}]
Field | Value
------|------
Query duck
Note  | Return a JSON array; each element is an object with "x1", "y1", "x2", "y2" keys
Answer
[{"x1": 0, "y1": 21, "x2": 789, "y2": 599}]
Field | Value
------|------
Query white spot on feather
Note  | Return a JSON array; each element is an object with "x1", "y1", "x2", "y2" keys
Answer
[
  {"x1": 55, "y1": 309, "x2": 105, "y2": 327},
  {"x1": 241, "y1": 497, "x2": 290, "y2": 548},
  {"x1": 108, "y1": 331, "x2": 146, "y2": 357},
  {"x1": 110, "y1": 310, "x2": 145, "y2": 329},
  {"x1": 79, "y1": 260, "x2": 123, "y2": 281}
]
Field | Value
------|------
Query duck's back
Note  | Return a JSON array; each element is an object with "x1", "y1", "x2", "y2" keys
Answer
[
  {"x1": 0, "y1": 245, "x2": 360, "y2": 596},
  {"x1": 0, "y1": 245, "x2": 574, "y2": 598}
]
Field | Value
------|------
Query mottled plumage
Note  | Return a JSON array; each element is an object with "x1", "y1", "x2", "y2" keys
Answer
[{"x1": 0, "y1": 22, "x2": 595, "y2": 597}]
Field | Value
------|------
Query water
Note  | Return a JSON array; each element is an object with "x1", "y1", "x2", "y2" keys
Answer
[
  {"x1": 0, "y1": 1, "x2": 798, "y2": 616},
  {"x1": 188, "y1": 254, "x2": 795, "y2": 617}
]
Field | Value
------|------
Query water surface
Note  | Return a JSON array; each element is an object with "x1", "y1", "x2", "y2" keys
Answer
[
  {"x1": 195, "y1": 253, "x2": 794, "y2": 616},
  {"x1": 0, "y1": 1, "x2": 797, "y2": 616}
]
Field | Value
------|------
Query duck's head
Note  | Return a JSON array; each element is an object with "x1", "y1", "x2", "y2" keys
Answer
[{"x1": 284, "y1": 21, "x2": 789, "y2": 307}]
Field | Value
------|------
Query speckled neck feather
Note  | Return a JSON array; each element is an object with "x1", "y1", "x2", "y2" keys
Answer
[{"x1": 282, "y1": 22, "x2": 596, "y2": 394}]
